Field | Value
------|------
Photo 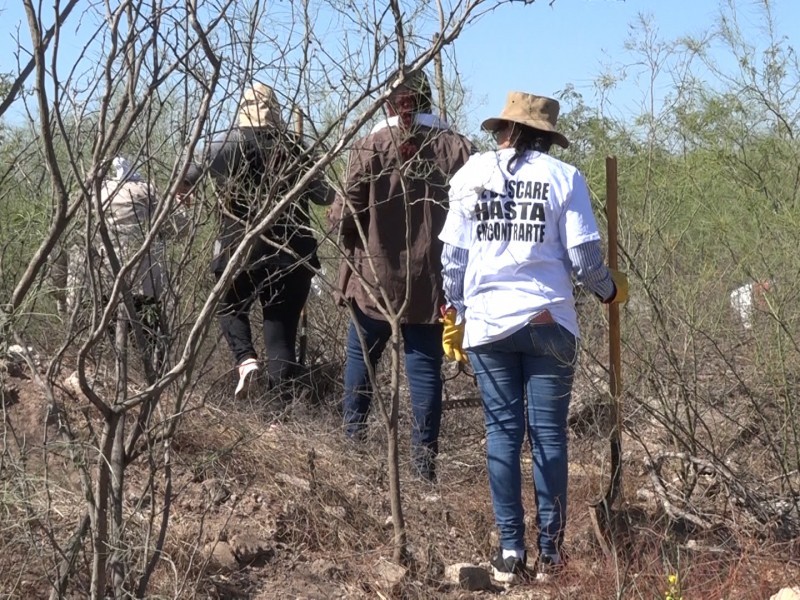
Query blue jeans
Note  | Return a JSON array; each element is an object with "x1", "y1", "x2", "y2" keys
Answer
[
  {"x1": 468, "y1": 322, "x2": 577, "y2": 559},
  {"x1": 343, "y1": 303, "x2": 443, "y2": 477}
]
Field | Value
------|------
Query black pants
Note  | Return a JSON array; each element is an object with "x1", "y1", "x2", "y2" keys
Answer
[{"x1": 216, "y1": 264, "x2": 312, "y2": 385}]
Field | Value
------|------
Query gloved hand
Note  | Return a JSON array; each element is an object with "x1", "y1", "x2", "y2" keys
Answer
[
  {"x1": 440, "y1": 306, "x2": 467, "y2": 363},
  {"x1": 605, "y1": 269, "x2": 629, "y2": 304}
]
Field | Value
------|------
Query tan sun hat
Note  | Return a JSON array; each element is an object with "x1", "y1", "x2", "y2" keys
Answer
[
  {"x1": 237, "y1": 83, "x2": 286, "y2": 129},
  {"x1": 481, "y1": 91, "x2": 569, "y2": 149}
]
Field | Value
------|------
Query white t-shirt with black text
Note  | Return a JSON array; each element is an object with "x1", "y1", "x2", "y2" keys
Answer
[{"x1": 439, "y1": 148, "x2": 601, "y2": 347}]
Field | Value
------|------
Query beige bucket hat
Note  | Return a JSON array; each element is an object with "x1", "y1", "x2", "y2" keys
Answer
[
  {"x1": 237, "y1": 83, "x2": 286, "y2": 129},
  {"x1": 481, "y1": 91, "x2": 569, "y2": 149}
]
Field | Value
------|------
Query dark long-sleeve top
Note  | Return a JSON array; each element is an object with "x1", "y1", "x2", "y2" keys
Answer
[
  {"x1": 184, "y1": 126, "x2": 332, "y2": 273},
  {"x1": 327, "y1": 117, "x2": 473, "y2": 324}
]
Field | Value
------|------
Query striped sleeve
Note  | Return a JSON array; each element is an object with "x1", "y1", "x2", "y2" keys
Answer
[
  {"x1": 441, "y1": 242, "x2": 469, "y2": 321},
  {"x1": 567, "y1": 240, "x2": 615, "y2": 302}
]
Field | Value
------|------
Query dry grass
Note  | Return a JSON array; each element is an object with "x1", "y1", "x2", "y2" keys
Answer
[{"x1": 3, "y1": 304, "x2": 800, "y2": 599}]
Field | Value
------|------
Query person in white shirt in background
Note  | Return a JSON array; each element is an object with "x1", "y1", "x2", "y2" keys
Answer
[
  {"x1": 438, "y1": 92, "x2": 628, "y2": 583},
  {"x1": 54, "y1": 156, "x2": 174, "y2": 370}
]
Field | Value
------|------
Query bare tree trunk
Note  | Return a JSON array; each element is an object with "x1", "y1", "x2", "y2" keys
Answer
[
  {"x1": 109, "y1": 306, "x2": 129, "y2": 597},
  {"x1": 90, "y1": 414, "x2": 119, "y2": 600},
  {"x1": 433, "y1": 0, "x2": 447, "y2": 122},
  {"x1": 433, "y1": 42, "x2": 447, "y2": 122},
  {"x1": 110, "y1": 422, "x2": 126, "y2": 597},
  {"x1": 387, "y1": 325, "x2": 408, "y2": 563}
]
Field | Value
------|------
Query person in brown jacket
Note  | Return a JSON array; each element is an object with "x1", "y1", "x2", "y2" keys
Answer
[{"x1": 330, "y1": 70, "x2": 473, "y2": 481}]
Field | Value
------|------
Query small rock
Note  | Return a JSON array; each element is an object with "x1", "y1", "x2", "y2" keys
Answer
[
  {"x1": 202, "y1": 541, "x2": 238, "y2": 573},
  {"x1": 374, "y1": 558, "x2": 407, "y2": 592},
  {"x1": 771, "y1": 588, "x2": 800, "y2": 600},
  {"x1": 445, "y1": 563, "x2": 493, "y2": 591},
  {"x1": 7, "y1": 344, "x2": 27, "y2": 357},
  {"x1": 63, "y1": 371, "x2": 82, "y2": 396},
  {"x1": 383, "y1": 516, "x2": 393, "y2": 528},
  {"x1": 229, "y1": 533, "x2": 272, "y2": 564}
]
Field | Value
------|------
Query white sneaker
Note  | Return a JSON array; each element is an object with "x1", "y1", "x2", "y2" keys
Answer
[{"x1": 234, "y1": 359, "x2": 259, "y2": 397}]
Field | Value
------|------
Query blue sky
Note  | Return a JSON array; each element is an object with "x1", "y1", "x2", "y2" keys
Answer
[
  {"x1": 1, "y1": 0, "x2": 797, "y2": 136},
  {"x1": 452, "y1": 0, "x2": 799, "y2": 132}
]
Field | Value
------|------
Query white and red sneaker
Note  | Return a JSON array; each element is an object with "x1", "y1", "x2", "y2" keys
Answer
[{"x1": 234, "y1": 358, "x2": 259, "y2": 397}]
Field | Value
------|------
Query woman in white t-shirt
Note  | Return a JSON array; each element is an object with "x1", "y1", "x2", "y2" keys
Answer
[{"x1": 438, "y1": 92, "x2": 628, "y2": 583}]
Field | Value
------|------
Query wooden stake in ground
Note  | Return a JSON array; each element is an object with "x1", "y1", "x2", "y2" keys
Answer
[{"x1": 590, "y1": 155, "x2": 624, "y2": 556}]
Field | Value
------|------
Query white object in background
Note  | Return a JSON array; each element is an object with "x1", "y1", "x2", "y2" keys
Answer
[
  {"x1": 730, "y1": 284, "x2": 754, "y2": 329},
  {"x1": 730, "y1": 280, "x2": 772, "y2": 330}
]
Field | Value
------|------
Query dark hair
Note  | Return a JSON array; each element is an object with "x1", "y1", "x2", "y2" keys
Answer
[
  {"x1": 389, "y1": 71, "x2": 433, "y2": 161},
  {"x1": 505, "y1": 124, "x2": 553, "y2": 174}
]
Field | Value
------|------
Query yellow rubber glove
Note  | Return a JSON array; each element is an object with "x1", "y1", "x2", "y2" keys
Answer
[
  {"x1": 440, "y1": 307, "x2": 467, "y2": 363},
  {"x1": 606, "y1": 269, "x2": 629, "y2": 304}
]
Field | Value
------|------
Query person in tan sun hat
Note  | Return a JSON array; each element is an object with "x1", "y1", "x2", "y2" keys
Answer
[
  {"x1": 480, "y1": 91, "x2": 570, "y2": 149},
  {"x1": 438, "y1": 90, "x2": 628, "y2": 583},
  {"x1": 180, "y1": 82, "x2": 333, "y2": 400},
  {"x1": 237, "y1": 83, "x2": 286, "y2": 129}
]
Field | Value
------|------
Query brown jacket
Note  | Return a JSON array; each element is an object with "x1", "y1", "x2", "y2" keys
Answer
[{"x1": 331, "y1": 119, "x2": 473, "y2": 323}]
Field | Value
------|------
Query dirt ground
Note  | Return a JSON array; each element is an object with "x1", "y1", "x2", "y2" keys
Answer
[{"x1": 2, "y1": 352, "x2": 800, "y2": 600}]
